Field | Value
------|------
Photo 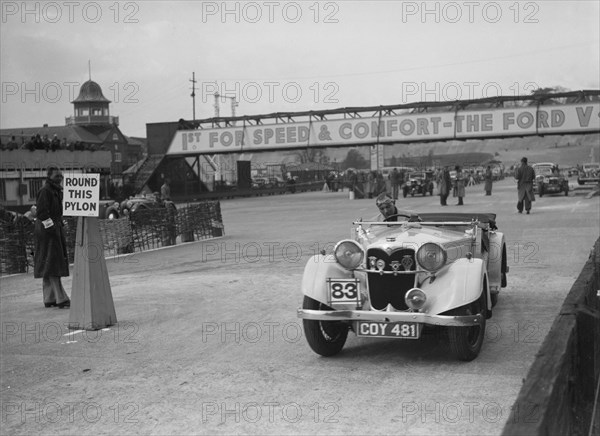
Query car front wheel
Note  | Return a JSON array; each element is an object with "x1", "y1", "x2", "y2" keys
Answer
[
  {"x1": 447, "y1": 291, "x2": 486, "y2": 361},
  {"x1": 302, "y1": 296, "x2": 348, "y2": 357}
]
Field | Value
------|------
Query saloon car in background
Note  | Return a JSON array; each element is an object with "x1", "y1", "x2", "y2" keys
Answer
[
  {"x1": 298, "y1": 212, "x2": 508, "y2": 361},
  {"x1": 577, "y1": 163, "x2": 600, "y2": 185},
  {"x1": 402, "y1": 171, "x2": 435, "y2": 197},
  {"x1": 532, "y1": 163, "x2": 569, "y2": 196}
]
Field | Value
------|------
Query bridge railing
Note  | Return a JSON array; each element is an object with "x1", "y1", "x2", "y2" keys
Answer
[{"x1": 502, "y1": 238, "x2": 600, "y2": 435}]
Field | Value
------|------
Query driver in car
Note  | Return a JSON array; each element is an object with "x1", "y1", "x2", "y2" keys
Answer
[{"x1": 374, "y1": 193, "x2": 415, "y2": 221}]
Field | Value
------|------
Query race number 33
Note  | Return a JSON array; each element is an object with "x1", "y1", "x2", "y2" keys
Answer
[{"x1": 327, "y1": 279, "x2": 359, "y2": 303}]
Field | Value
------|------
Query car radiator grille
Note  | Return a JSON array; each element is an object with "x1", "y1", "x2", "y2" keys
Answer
[{"x1": 366, "y1": 248, "x2": 416, "y2": 310}]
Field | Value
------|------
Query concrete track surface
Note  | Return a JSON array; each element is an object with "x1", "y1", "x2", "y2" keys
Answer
[{"x1": 1, "y1": 178, "x2": 599, "y2": 435}]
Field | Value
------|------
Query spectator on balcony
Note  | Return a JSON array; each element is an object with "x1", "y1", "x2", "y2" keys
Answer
[
  {"x1": 50, "y1": 134, "x2": 60, "y2": 151},
  {"x1": 26, "y1": 135, "x2": 36, "y2": 151},
  {"x1": 42, "y1": 134, "x2": 50, "y2": 152},
  {"x1": 5, "y1": 136, "x2": 18, "y2": 150}
]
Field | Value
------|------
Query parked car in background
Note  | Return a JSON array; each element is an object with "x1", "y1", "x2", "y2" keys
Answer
[
  {"x1": 269, "y1": 176, "x2": 285, "y2": 188},
  {"x1": 532, "y1": 163, "x2": 569, "y2": 196},
  {"x1": 297, "y1": 211, "x2": 508, "y2": 361},
  {"x1": 252, "y1": 178, "x2": 269, "y2": 189},
  {"x1": 577, "y1": 163, "x2": 600, "y2": 185},
  {"x1": 402, "y1": 171, "x2": 435, "y2": 197}
]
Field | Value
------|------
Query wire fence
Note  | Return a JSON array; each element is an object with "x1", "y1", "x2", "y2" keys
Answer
[{"x1": 0, "y1": 201, "x2": 224, "y2": 276}]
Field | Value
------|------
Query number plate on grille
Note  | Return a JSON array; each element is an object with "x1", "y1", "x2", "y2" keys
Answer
[
  {"x1": 356, "y1": 321, "x2": 421, "y2": 339},
  {"x1": 327, "y1": 279, "x2": 360, "y2": 305}
]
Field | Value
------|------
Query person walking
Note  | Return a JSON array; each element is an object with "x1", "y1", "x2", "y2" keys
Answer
[
  {"x1": 439, "y1": 166, "x2": 451, "y2": 206},
  {"x1": 391, "y1": 168, "x2": 399, "y2": 200},
  {"x1": 34, "y1": 166, "x2": 70, "y2": 308},
  {"x1": 515, "y1": 157, "x2": 536, "y2": 214},
  {"x1": 484, "y1": 166, "x2": 493, "y2": 195},
  {"x1": 454, "y1": 165, "x2": 465, "y2": 206}
]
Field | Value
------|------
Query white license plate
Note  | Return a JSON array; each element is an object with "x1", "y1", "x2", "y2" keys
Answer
[
  {"x1": 356, "y1": 321, "x2": 421, "y2": 339},
  {"x1": 327, "y1": 279, "x2": 360, "y2": 305}
]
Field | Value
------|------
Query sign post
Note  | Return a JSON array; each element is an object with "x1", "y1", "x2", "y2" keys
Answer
[{"x1": 63, "y1": 173, "x2": 117, "y2": 330}]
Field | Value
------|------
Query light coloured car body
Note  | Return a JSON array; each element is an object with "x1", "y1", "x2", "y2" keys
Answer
[
  {"x1": 532, "y1": 163, "x2": 569, "y2": 196},
  {"x1": 578, "y1": 163, "x2": 600, "y2": 185},
  {"x1": 298, "y1": 212, "x2": 508, "y2": 361}
]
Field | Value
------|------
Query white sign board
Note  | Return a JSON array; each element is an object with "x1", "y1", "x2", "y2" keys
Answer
[
  {"x1": 63, "y1": 174, "x2": 100, "y2": 217},
  {"x1": 166, "y1": 102, "x2": 600, "y2": 155}
]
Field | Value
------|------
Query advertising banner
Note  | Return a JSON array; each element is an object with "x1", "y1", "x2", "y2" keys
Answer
[{"x1": 166, "y1": 102, "x2": 600, "y2": 155}]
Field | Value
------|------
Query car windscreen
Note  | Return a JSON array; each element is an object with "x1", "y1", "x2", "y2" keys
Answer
[{"x1": 536, "y1": 166, "x2": 553, "y2": 175}]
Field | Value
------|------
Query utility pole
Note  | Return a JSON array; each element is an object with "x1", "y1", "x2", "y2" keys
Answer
[{"x1": 189, "y1": 72, "x2": 197, "y2": 121}]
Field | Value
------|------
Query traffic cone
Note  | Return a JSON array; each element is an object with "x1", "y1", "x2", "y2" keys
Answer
[{"x1": 68, "y1": 217, "x2": 117, "y2": 330}]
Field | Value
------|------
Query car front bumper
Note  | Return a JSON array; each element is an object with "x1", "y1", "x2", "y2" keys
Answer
[
  {"x1": 297, "y1": 308, "x2": 482, "y2": 327},
  {"x1": 543, "y1": 184, "x2": 563, "y2": 192}
]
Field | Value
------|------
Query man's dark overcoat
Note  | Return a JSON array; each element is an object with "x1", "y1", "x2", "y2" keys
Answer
[{"x1": 34, "y1": 180, "x2": 69, "y2": 278}]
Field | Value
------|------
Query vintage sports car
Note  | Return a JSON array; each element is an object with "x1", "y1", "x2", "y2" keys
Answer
[
  {"x1": 297, "y1": 212, "x2": 508, "y2": 361},
  {"x1": 532, "y1": 163, "x2": 569, "y2": 196},
  {"x1": 120, "y1": 193, "x2": 176, "y2": 216},
  {"x1": 577, "y1": 163, "x2": 600, "y2": 185},
  {"x1": 98, "y1": 200, "x2": 121, "y2": 219},
  {"x1": 402, "y1": 171, "x2": 435, "y2": 197}
]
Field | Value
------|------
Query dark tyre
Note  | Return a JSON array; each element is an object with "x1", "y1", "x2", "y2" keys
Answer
[
  {"x1": 490, "y1": 292, "x2": 498, "y2": 307},
  {"x1": 302, "y1": 296, "x2": 348, "y2": 357},
  {"x1": 447, "y1": 289, "x2": 486, "y2": 361}
]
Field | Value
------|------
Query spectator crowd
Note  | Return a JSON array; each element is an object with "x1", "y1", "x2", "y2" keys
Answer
[{"x1": 0, "y1": 134, "x2": 107, "y2": 152}]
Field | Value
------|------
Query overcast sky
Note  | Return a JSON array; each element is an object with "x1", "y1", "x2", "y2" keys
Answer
[{"x1": 1, "y1": 0, "x2": 599, "y2": 137}]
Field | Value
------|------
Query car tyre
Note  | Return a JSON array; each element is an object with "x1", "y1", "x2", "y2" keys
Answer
[
  {"x1": 490, "y1": 292, "x2": 498, "y2": 307},
  {"x1": 447, "y1": 290, "x2": 486, "y2": 361},
  {"x1": 302, "y1": 296, "x2": 348, "y2": 357}
]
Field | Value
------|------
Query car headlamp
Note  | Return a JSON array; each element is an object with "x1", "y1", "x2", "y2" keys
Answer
[
  {"x1": 416, "y1": 243, "x2": 447, "y2": 272},
  {"x1": 333, "y1": 240, "x2": 364, "y2": 270},
  {"x1": 405, "y1": 288, "x2": 427, "y2": 310}
]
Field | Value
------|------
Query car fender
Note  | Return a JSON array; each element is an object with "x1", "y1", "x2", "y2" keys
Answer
[
  {"x1": 487, "y1": 231, "x2": 506, "y2": 291},
  {"x1": 105, "y1": 206, "x2": 119, "y2": 218},
  {"x1": 301, "y1": 254, "x2": 356, "y2": 305},
  {"x1": 420, "y1": 258, "x2": 489, "y2": 314}
]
